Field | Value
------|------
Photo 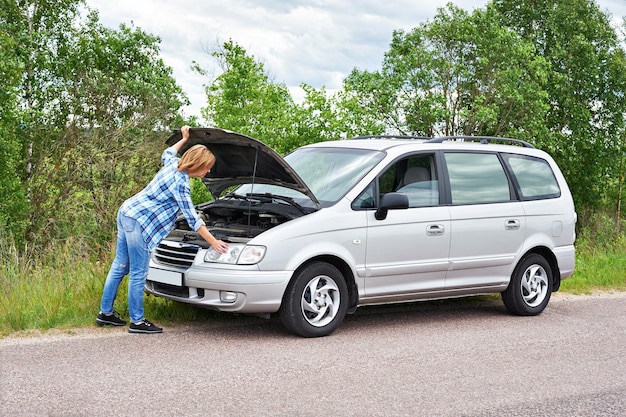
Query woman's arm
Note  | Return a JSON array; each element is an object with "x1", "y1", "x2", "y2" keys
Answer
[{"x1": 174, "y1": 125, "x2": 228, "y2": 253}]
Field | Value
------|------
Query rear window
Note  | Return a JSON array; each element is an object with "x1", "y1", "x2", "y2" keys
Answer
[{"x1": 504, "y1": 154, "x2": 561, "y2": 200}]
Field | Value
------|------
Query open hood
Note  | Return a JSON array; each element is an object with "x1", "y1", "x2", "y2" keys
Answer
[{"x1": 166, "y1": 127, "x2": 319, "y2": 206}]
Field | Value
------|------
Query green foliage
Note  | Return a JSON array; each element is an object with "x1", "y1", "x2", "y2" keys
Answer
[
  {"x1": 562, "y1": 211, "x2": 626, "y2": 293},
  {"x1": 493, "y1": 0, "x2": 626, "y2": 211},
  {"x1": 294, "y1": 84, "x2": 386, "y2": 142},
  {"x1": 0, "y1": 234, "x2": 230, "y2": 336},
  {"x1": 0, "y1": 7, "x2": 31, "y2": 239},
  {"x1": 0, "y1": 234, "x2": 104, "y2": 334},
  {"x1": 342, "y1": 4, "x2": 550, "y2": 139},
  {"x1": 190, "y1": 177, "x2": 213, "y2": 205},
  {"x1": 199, "y1": 39, "x2": 298, "y2": 154},
  {"x1": 58, "y1": 15, "x2": 187, "y2": 130},
  {"x1": 0, "y1": 126, "x2": 29, "y2": 239},
  {"x1": 1, "y1": 1, "x2": 188, "y2": 249}
]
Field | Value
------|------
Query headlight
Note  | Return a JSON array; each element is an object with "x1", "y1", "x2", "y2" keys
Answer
[{"x1": 204, "y1": 244, "x2": 266, "y2": 265}]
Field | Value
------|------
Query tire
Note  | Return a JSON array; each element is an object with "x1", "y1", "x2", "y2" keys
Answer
[
  {"x1": 502, "y1": 254, "x2": 553, "y2": 316},
  {"x1": 280, "y1": 262, "x2": 348, "y2": 338}
]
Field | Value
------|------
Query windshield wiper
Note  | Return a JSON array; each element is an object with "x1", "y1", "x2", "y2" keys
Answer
[
  {"x1": 245, "y1": 192, "x2": 309, "y2": 214},
  {"x1": 222, "y1": 193, "x2": 250, "y2": 201}
]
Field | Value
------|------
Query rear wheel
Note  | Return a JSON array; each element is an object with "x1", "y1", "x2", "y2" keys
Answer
[
  {"x1": 502, "y1": 254, "x2": 553, "y2": 316},
  {"x1": 280, "y1": 262, "x2": 348, "y2": 338}
]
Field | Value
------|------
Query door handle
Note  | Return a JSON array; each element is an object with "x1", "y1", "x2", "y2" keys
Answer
[
  {"x1": 427, "y1": 224, "x2": 445, "y2": 236},
  {"x1": 505, "y1": 219, "x2": 521, "y2": 230}
]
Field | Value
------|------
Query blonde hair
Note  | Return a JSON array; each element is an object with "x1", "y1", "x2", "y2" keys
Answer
[{"x1": 178, "y1": 144, "x2": 215, "y2": 172}]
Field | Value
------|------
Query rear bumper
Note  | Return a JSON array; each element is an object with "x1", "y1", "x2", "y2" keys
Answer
[{"x1": 554, "y1": 245, "x2": 576, "y2": 280}]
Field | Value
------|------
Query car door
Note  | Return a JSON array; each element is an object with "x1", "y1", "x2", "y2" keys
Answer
[
  {"x1": 357, "y1": 154, "x2": 451, "y2": 302},
  {"x1": 443, "y1": 151, "x2": 526, "y2": 289}
]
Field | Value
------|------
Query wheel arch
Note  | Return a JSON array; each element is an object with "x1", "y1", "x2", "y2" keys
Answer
[
  {"x1": 288, "y1": 255, "x2": 359, "y2": 313},
  {"x1": 521, "y1": 246, "x2": 561, "y2": 292}
]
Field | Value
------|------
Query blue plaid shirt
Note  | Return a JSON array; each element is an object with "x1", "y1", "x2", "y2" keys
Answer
[{"x1": 120, "y1": 146, "x2": 205, "y2": 251}]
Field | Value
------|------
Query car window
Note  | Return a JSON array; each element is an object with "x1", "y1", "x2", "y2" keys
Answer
[
  {"x1": 286, "y1": 147, "x2": 385, "y2": 206},
  {"x1": 354, "y1": 154, "x2": 439, "y2": 209},
  {"x1": 445, "y1": 152, "x2": 512, "y2": 204},
  {"x1": 353, "y1": 182, "x2": 376, "y2": 209},
  {"x1": 231, "y1": 148, "x2": 386, "y2": 208},
  {"x1": 504, "y1": 154, "x2": 561, "y2": 200},
  {"x1": 394, "y1": 155, "x2": 439, "y2": 207}
]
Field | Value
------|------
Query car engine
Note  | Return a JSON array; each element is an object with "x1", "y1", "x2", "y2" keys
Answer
[{"x1": 165, "y1": 194, "x2": 315, "y2": 247}]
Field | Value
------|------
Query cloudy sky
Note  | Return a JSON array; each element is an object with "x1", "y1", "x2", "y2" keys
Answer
[{"x1": 84, "y1": 0, "x2": 626, "y2": 120}]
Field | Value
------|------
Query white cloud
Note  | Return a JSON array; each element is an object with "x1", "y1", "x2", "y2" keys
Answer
[{"x1": 84, "y1": 0, "x2": 625, "y2": 120}]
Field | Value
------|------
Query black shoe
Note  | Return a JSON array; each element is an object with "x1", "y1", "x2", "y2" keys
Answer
[
  {"x1": 129, "y1": 319, "x2": 163, "y2": 334},
  {"x1": 96, "y1": 311, "x2": 127, "y2": 327}
]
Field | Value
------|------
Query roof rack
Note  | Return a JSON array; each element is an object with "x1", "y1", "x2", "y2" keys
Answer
[
  {"x1": 425, "y1": 136, "x2": 535, "y2": 148},
  {"x1": 351, "y1": 134, "x2": 535, "y2": 148},
  {"x1": 352, "y1": 134, "x2": 431, "y2": 140}
]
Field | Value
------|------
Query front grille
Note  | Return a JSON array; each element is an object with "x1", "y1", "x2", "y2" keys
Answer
[{"x1": 154, "y1": 242, "x2": 199, "y2": 267}]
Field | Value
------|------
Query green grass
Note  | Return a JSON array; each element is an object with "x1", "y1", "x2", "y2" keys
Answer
[
  {"x1": 0, "y1": 238, "x2": 106, "y2": 335},
  {"x1": 0, "y1": 237, "x2": 228, "y2": 337},
  {"x1": 561, "y1": 235, "x2": 626, "y2": 293},
  {"x1": 1, "y1": 233, "x2": 625, "y2": 338}
]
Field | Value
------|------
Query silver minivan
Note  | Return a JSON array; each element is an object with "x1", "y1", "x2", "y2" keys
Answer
[{"x1": 145, "y1": 128, "x2": 576, "y2": 337}]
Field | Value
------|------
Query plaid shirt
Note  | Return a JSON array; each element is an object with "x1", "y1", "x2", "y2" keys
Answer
[{"x1": 120, "y1": 146, "x2": 205, "y2": 251}]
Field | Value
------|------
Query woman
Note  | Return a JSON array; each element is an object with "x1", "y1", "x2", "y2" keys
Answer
[{"x1": 96, "y1": 125, "x2": 227, "y2": 333}]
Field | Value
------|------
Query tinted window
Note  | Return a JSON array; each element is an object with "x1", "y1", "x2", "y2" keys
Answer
[
  {"x1": 505, "y1": 154, "x2": 560, "y2": 200},
  {"x1": 445, "y1": 153, "x2": 511, "y2": 204}
]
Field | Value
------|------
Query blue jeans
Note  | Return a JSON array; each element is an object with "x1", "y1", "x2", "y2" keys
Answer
[{"x1": 99, "y1": 211, "x2": 150, "y2": 323}]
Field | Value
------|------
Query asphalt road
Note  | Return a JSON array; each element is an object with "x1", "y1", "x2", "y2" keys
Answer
[{"x1": 1, "y1": 292, "x2": 625, "y2": 417}]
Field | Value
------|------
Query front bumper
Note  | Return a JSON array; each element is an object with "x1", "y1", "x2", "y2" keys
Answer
[{"x1": 145, "y1": 260, "x2": 293, "y2": 314}]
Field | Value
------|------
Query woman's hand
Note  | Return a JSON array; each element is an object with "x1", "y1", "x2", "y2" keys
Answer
[
  {"x1": 173, "y1": 125, "x2": 191, "y2": 153},
  {"x1": 197, "y1": 225, "x2": 228, "y2": 254},
  {"x1": 181, "y1": 125, "x2": 190, "y2": 141},
  {"x1": 211, "y1": 239, "x2": 228, "y2": 254}
]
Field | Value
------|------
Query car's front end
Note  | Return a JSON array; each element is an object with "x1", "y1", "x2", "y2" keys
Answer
[{"x1": 144, "y1": 128, "x2": 385, "y2": 316}]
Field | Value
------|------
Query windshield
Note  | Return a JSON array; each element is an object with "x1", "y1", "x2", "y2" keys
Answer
[{"x1": 234, "y1": 146, "x2": 384, "y2": 207}]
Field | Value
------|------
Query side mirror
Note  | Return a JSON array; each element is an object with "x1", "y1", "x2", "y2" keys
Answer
[{"x1": 375, "y1": 192, "x2": 409, "y2": 220}]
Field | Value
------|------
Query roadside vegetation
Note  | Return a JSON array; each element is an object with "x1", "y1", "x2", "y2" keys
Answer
[
  {"x1": 2, "y1": 0, "x2": 626, "y2": 336},
  {"x1": 563, "y1": 217, "x2": 626, "y2": 293}
]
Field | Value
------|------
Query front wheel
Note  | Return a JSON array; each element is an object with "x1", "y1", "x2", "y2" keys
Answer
[
  {"x1": 502, "y1": 254, "x2": 553, "y2": 316},
  {"x1": 280, "y1": 262, "x2": 348, "y2": 338}
]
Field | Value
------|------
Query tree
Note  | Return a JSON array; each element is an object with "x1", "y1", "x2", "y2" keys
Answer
[
  {"x1": 197, "y1": 39, "x2": 384, "y2": 155},
  {"x1": 342, "y1": 3, "x2": 550, "y2": 141},
  {"x1": 1, "y1": 1, "x2": 189, "y2": 247},
  {"x1": 197, "y1": 39, "x2": 297, "y2": 154},
  {"x1": 493, "y1": 0, "x2": 626, "y2": 211},
  {"x1": 293, "y1": 84, "x2": 386, "y2": 143},
  {"x1": 0, "y1": 22, "x2": 28, "y2": 238},
  {"x1": 1, "y1": 0, "x2": 86, "y2": 241}
]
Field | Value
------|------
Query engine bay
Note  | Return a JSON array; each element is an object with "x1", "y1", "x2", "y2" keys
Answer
[{"x1": 165, "y1": 194, "x2": 315, "y2": 247}]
